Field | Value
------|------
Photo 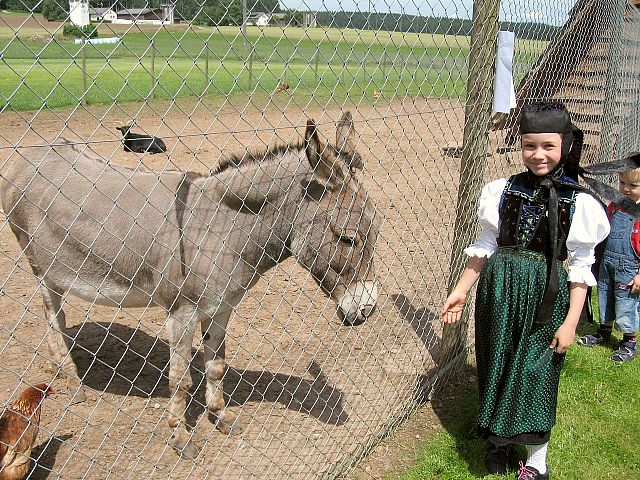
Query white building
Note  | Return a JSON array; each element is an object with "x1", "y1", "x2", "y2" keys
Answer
[
  {"x1": 247, "y1": 12, "x2": 271, "y2": 26},
  {"x1": 69, "y1": 0, "x2": 90, "y2": 27},
  {"x1": 89, "y1": 7, "x2": 117, "y2": 22}
]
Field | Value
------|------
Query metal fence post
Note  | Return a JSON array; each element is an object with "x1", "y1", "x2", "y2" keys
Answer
[{"x1": 600, "y1": 0, "x2": 626, "y2": 161}]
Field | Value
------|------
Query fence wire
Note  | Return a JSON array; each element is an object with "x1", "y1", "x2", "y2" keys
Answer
[{"x1": 0, "y1": 0, "x2": 639, "y2": 479}]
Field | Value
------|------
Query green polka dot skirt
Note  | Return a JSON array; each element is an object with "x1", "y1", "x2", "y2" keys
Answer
[{"x1": 475, "y1": 247, "x2": 569, "y2": 438}]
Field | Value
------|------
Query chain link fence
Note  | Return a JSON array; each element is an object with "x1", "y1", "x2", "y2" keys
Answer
[{"x1": 0, "y1": 0, "x2": 638, "y2": 478}]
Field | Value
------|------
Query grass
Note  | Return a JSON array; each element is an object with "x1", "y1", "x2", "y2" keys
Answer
[
  {"x1": 394, "y1": 325, "x2": 640, "y2": 480},
  {"x1": 0, "y1": 14, "x2": 546, "y2": 112},
  {"x1": 0, "y1": 17, "x2": 473, "y2": 111}
]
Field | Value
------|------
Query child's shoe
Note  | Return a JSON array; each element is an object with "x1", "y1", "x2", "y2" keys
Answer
[
  {"x1": 516, "y1": 462, "x2": 549, "y2": 480},
  {"x1": 611, "y1": 338, "x2": 637, "y2": 364},
  {"x1": 577, "y1": 332, "x2": 607, "y2": 347},
  {"x1": 485, "y1": 443, "x2": 510, "y2": 475}
]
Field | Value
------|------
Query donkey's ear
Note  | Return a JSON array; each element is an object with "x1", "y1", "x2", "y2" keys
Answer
[
  {"x1": 305, "y1": 119, "x2": 321, "y2": 169},
  {"x1": 306, "y1": 119, "x2": 347, "y2": 187},
  {"x1": 336, "y1": 111, "x2": 355, "y2": 154}
]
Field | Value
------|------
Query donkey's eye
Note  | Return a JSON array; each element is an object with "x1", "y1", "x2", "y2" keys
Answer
[{"x1": 339, "y1": 235, "x2": 356, "y2": 247}]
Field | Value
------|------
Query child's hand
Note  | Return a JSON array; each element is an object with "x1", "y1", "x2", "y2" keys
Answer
[
  {"x1": 442, "y1": 291, "x2": 467, "y2": 324},
  {"x1": 551, "y1": 322, "x2": 576, "y2": 353},
  {"x1": 629, "y1": 274, "x2": 640, "y2": 295}
]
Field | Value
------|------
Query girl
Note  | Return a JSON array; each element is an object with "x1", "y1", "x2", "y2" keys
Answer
[{"x1": 442, "y1": 102, "x2": 610, "y2": 479}]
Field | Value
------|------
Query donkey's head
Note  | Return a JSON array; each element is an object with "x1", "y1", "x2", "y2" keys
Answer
[{"x1": 289, "y1": 112, "x2": 379, "y2": 326}]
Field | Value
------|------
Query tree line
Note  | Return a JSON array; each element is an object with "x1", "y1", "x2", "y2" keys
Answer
[{"x1": 315, "y1": 12, "x2": 560, "y2": 41}]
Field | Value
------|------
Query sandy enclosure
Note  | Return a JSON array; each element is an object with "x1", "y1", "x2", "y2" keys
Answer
[{"x1": 0, "y1": 97, "x2": 515, "y2": 479}]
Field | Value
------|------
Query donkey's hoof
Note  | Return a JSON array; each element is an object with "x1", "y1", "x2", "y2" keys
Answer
[
  {"x1": 170, "y1": 434, "x2": 200, "y2": 459},
  {"x1": 214, "y1": 410, "x2": 242, "y2": 435}
]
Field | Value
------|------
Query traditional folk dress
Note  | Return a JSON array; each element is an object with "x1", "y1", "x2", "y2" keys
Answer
[{"x1": 465, "y1": 170, "x2": 610, "y2": 445}]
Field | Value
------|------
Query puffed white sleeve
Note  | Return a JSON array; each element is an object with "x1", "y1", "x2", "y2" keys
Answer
[
  {"x1": 566, "y1": 193, "x2": 610, "y2": 286},
  {"x1": 463, "y1": 178, "x2": 507, "y2": 258}
]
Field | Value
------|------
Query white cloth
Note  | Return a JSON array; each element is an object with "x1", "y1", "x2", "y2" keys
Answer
[
  {"x1": 493, "y1": 31, "x2": 517, "y2": 114},
  {"x1": 464, "y1": 178, "x2": 610, "y2": 286}
]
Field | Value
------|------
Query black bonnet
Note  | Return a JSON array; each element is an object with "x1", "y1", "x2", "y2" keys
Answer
[
  {"x1": 519, "y1": 102, "x2": 578, "y2": 173},
  {"x1": 520, "y1": 102, "x2": 573, "y2": 135}
]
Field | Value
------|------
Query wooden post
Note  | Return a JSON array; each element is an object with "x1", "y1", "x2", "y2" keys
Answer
[
  {"x1": 248, "y1": 46, "x2": 253, "y2": 90},
  {"x1": 382, "y1": 51, "x2": 387, "y2": 79},
  {"x1": 204, "y1": 42, "x2": 209, "y2": 82},
  {"x1": 81, "y1": 40, "x2": 87, "y2": 105},
  {"x1": 151, "y1": 40, "x2": 156, "y2": 99},
  {"x1": 363, "y1": 51, "x2": 366, "y2": 83},
  {"x1": 442, "y1": 0, "x2": 500, "y2": 359}
]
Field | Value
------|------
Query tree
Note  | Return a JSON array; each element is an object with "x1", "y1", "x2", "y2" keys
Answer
[
  {"x1": 283, "y1": 8, "x2": 302, "y2": 27},
  {"x1": 41, "y1": 0, "x2": 68, "y2": 21}
]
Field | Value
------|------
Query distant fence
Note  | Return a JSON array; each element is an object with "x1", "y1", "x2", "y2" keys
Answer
[{"x1": 1, "y1": 0, "x2": 639, "y2": 478}]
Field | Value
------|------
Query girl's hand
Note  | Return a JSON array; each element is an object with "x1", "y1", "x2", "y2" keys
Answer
[
  {"x1": 442, "y1": 291, "x2": 467, "y2": 324},
  {"x1": 550, "y1": 322, "x2": 576, "y2": 354},
  {"x1": 629, "y1": 274, "x2": 640, "y2": 295}
]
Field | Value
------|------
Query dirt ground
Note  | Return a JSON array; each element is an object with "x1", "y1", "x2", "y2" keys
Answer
[{"x1": 0, "y1": 94, "x2": 515, "y2": 479}]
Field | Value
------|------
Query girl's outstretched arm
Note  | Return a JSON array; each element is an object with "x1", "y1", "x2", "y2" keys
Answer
[
  {"x1": 442, "y1": 256, "x2": 488, "y2": 324},
  {"x1": 551, "y1": 282, "x2": 587, "y2": 353}
]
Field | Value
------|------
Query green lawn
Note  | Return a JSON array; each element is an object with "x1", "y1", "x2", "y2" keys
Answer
[
  {"x1": 0, "y1": 16, "x2": 549, "y2": 112},
  {"x1": 394, "y1": 326, "x2": 640, "y2": 479},
  {"x1": 0, "y1": 21, "x2": 469, "y2": 111}
]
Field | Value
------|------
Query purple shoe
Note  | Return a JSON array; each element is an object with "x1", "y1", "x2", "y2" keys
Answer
[
  {"x1": 611, "y1": 339, "x2": 637, "y2": 364},
  {"x1": 516, "y1": 462, "x2": 549, "y2": 480}
]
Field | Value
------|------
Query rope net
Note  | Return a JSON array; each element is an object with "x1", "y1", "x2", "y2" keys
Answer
[{"x1": 0, "y1": 0, "x2": 638, "y2": 478}]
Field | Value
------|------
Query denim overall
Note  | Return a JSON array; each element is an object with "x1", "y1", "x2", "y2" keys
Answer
[{"x1": 598, "y1": 208, "x2": 640, "y2": 334}]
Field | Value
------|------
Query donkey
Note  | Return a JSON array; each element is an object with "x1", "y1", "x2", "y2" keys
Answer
[{"x1": 1, "y1": 112, "x2": 379, "y2": 458}]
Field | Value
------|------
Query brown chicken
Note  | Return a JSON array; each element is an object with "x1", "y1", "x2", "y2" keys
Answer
[{"x1": 0, "y1": 383, "x2": 54, "y2": 480}]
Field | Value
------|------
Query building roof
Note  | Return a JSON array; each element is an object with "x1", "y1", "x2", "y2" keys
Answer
[
  {"x1": 116, "y1": 8, "x2": 162, "y2": 15},
  {"x1": 89, "y1": 7, "x2": 113, "y2": 14}
]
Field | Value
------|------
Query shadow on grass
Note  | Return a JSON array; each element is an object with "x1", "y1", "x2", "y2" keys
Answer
[
  {"x1": 428, "y1": 363, "x2": 490, "y2": 477},
  {"x1": 389, "y1": 294, "x2": 490, "y2": 477}
]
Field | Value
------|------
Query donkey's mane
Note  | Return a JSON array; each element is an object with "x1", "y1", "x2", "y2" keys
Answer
[{"x1": 213, "y1": 141, "x2": 305, "y2": 174}]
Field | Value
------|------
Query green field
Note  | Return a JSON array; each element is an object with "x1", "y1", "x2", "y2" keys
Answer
[
  {"x1": 0, "y1": 16, "x2": 550, "y2": 112},
  {"x1": 0, "y1": 19, "x2": 470, "y2": 111}
]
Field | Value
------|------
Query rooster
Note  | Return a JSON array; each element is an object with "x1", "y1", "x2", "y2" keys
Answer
[
  {"x1": 0, "y1": 384, "x2": 54, "y2": 480},
  {"x1": 276, "y1": 83, "x2": 290, "y2": 92}
]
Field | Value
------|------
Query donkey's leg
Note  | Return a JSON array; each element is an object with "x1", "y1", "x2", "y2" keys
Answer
[
  {"x1": 200, "y1": 306, "x2": 237, "y2": 434},
  {"x1": 41, "y1": 284, "x2": 87, "y2": 403},
  {"x1": 165, "y1": 304, "x2": 199, "y2": 459}
]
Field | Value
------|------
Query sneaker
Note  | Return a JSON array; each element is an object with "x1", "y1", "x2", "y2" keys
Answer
[
  {"x1": 516, "y1": 461, "x2": 549, "y2": 480},
  {"x1": 577, "y1": 332, "x2": 608, "y2": 347},
  {"x1": 611, "y1": 339, "x2": 637, "y2": 364},
  {"x1": 485, "y1": 443, "x2": 510, "y2": 475}
]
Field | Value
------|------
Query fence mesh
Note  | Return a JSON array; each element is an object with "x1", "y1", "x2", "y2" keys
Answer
[{"x1": 0, "y1": 0, "x2": 639, "y2": 478}]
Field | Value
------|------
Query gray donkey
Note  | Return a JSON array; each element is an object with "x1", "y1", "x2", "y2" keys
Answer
[{"x1": 1, "y1": 112, "x2": 379, "y2": 458}]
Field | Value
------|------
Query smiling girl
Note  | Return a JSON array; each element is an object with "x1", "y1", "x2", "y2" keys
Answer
[{"x1": 441, "y1": 103, "x2": 610, "y2": 479}]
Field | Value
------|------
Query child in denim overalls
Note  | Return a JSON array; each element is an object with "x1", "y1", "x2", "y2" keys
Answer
[{"x1": 578, "y1": 169, "x2": 640, "y2": 362}]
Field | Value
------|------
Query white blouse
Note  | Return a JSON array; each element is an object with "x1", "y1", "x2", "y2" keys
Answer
[{"x1": 464, "y1": 178, "x2": 611, "y2": 286}]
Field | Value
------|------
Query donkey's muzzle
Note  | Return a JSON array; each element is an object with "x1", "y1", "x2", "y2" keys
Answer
[{"x1": 338, "y1": 281, "x2": 378, "y2": 326}]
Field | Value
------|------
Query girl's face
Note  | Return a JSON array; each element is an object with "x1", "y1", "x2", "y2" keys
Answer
[
  {"x1": 521, "y1": 133, "x2": 563, "y2": 176},
  {"x1": 618, "y1": 175, "x2": 640, "y2": 203}
]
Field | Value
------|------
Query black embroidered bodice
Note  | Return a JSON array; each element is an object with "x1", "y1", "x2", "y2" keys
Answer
[{"x1": 497, "y1": 172, "x2": 577, "y2": 260}]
